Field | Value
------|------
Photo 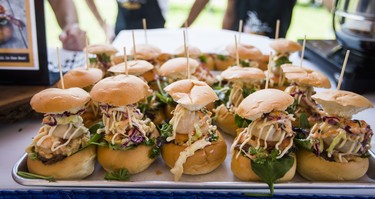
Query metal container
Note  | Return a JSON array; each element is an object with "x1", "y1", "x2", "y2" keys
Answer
[{"x1": 333, "y1": 0, "x2": 375, "y2": 54}]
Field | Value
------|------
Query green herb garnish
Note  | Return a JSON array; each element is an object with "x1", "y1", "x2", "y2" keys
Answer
[
  {"x1": 298, "y1": 113, "x2": 310, "y2": 129},
  {"x1": 294, "y1": 138, "x2": 312, "y2": 151},
  {"x1": 17, "y1": 171, "x2": 55, "y2": 182},
  {"x1": 234, "y1": 114, "x2": 252, "y2": 128},
  {"x1": 242, "y1": 86, "x2": 256, "y2": 98},
  {"x1": 149, "y1": 147, "x2": 160, "y2": 159},
  {"x1": 275, "y1": 56, "x2": 292, "y2": 67},
  {"x1": 199, "y1": 55, "x2": 207, "y2": 63},
  {"x1": 104, "y1": 169, "x2": 130, "y2": 181},
  {"x1": 100, "y1": 53, "x2": 111, "y2": 63},
  {"x1": 251, "y1": 154, "x2": 294, "y2": 196},
  {"x1": 217, "y1": 54, "x2": 226, "y2": 61},
  {"x1": 286, "y1": 100, "x2": 298, "y2": 114},
  {"x1": 158, "y1": 122, "x2": 173, "y2": 137}
]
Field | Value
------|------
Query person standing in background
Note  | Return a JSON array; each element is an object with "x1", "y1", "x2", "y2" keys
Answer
[
  {"x1": 114, "y1": 0, "x2": 167, "y2": 34},
  {"x1": 222, "y1": 0, "x2": 296, "y2": 38},
  {"x1": 49, "y1": 0, "x2": 87, "y2": 51}
]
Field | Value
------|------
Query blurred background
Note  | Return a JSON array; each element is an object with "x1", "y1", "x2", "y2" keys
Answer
[{"x1": 45, "y1": 0, "x2": 335, "y2": 46}]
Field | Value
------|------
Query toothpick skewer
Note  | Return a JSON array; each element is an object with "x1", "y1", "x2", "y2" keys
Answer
[
  {"x1": 337, "y1": 50, "x2": 350, "y2": 90},
  {"x1": 123, "y1": 47, "x2": 128, "y2": 76},
  {"x1": 235, "y1": 34, "x2": 240, "y2": 67},
  {"x1": 132, "y1": 30, "x2": 137, "y2": 61},
  {"x1": 299, "y1": 35, "x2": 307, "y2": 68},
  {"x1": 142, "y1": 18, "x2": 148, "y2": 45},
  {"x1": 275, "y1": 19, "x2": 280, "y2": 40},
  {"x1": 238, "y1": 19, "x2": 243, "y2": 44},
  {"x1": 183, "y1": 30, "x2": 190, "y2": 79},
  {"x1": 57, "y1": 47, "x2": 65, "y2": 89},
  {"x1": 85, "y1": 37, "x2": 89, "y2": 70},
  {"x1": 265, "y1": 52, "x2": 273, "y2": 89}
]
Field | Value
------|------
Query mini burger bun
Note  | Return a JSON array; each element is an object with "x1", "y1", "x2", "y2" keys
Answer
[
  {"x1": 27, "y1": 145, "x2": 96, "y2": 180},
  {"x1": 214, "y1": 105, "x2": 237, "y2": 137},
  {"x1": 57, "y1": 67, "x2": 103, "y2": 89},
  {"x1": 161, "y1": 130, "x2": 227, "y2": 175},
  {"x1": 164, "y1": 79, "x2": 218, "y2": 111},
  {"x1": 30, "y1": 87, "x2": 90, "y2": 113},
  {"x1": 108, "y1": 60, "x2": 154, "y2": 76},
  {"x1": 226, "y1": 44, "x2": 262, "y2": 60},
  {"x1": 297, "y1": 148, "x2": 369, "y2": 181},
  {"x1": 174, "y1": 45, "x2": 202, "y2": 59},
  {"x1": 159, "y1": 57, "x2": 199, "y2": 77},
  {"x1": 236, "y1": 89, "x2": 294, "y2": 121},
  {"x1": 281, "y1": 64, "x2": 330, "y2": 88},
  {"x1": 270, "y1": 38, "x2": 302, "y2": 53},
  {"x1": 221, "y1": 66, "x2": 265, "y2": 82},
  {"x1": 90, "y1": 74, "x2": 150, "y2": 106},
  {"x1": 231, "y1": 150, "x2": 296, "y2": 182},
  {"x1": 312, "y1": 90, "x2": 374, "y2": 118},
  {"x1": 87, "y1": 44, "x2": 118, "y2": 55},
  {"x1": 97, "y1": 129, "x2": 159, "y2": 174},
  {"x1": 214, "y1": 55, "x2": 235, "y2": 71},
  {"x1": 132, "y1": 44, "x2": 162, "y2": 60}
]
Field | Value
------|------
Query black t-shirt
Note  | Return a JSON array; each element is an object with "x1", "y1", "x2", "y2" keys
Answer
[
  {"x1": 232, "y1": 0, "x2": 296, "y2": 38},
  {"x1": 115, "y1": 0, "x2": 165, "y2": 35}
]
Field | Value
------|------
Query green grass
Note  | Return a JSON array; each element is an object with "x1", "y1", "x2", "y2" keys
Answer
[{"x1": 45, "y1": 0, "x2": 334, "y2": 48}]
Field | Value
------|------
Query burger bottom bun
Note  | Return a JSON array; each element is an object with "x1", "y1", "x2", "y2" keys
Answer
[
  {"x1": 27, "y1": 145, "x2": 96, "y2": 180},
  {"x1": 215, "y1": 105, "x2": 237, "y2": 137},
  {"x1": 214, "y1": 56, "x2": 235, "y2": 71},
  {"x1": 97, "y1": 129, "x2": 159, "y2": 174},
  {"x1": 231, "y1": 150, "x2": 296, "y2": 182},
  {"x1": 161, "y1": 130, "x2": 227, "y2": 175},
  {"x1": 297, "y1": 148, "x2": 369, "y2": 181}
]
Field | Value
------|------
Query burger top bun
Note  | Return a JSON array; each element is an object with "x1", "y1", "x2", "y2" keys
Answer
[
  {"x1": 312, "y1": 90, "x2": 374, "y2": 118},
  {"x1": 281, "y1": 64, "x2": 331, "y2": 88},
  {"x1": 164, "y1": 79, "x2": 218, "y2": 111},
  {"x1": 87, "y1": 44, "x2": 118, "y2": 55},
  {"x1": 236, "y1": 89, "x2": 294, "y2": 121},
  {"x1": 174, "y1": 45, "x2": 202, "y2": 58},
  {"x1": 31, "y1": 88, "x2": 90, "y2": 113},
  {"x1": 270, "y1": 38, "x2": 302, "y2": 53},
  {"x1": 226, "y1": 43, "x2": 262, "y2": 60},
  {"x1": 220, "y1": 66, "x2": 265, "y2": 83},
  {"x1": 108, "y1": 60, "x2": 154, "y2": 76},
  {"x1": 57, "y1": 67, "x2": 103, "y2": 89},
  {"x1": 90, "y1": 74, "x2": 150, "y2": 106},
  {"x1": 132, "y1": 44, "x2": 162, "y2": 60},
  {"x1": 159, "y1": 57, "x2": 199, "y2": 77}
]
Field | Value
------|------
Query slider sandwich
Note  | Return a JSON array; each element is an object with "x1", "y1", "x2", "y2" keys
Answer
[
  {"x1": 57, "y1": 67, "x2": 104, "y2": 127},
  {"x1": 90, "y1": 75, "x2": 159, "y2": 175},
  {"x1": 281, "y1": 65, "x2": 331, "y2": 128},
  {"x1": 214, "y1": 66, "x2": 265, "y2": 136},
  {"x1": 297, "y1": 90, "x2": 373, "y2": 181},
  {"x1": 108, "y1": 60, "x2": 166, "y2": 125},
  {"x1": 226, "y1": 43, "x2": 262, "y2": 68},
  {"x1": 231, "y1": 89, "x2": 296, "y2": 193},
  {"x1": 87, "y1": 44, "x2": 118, "y2": 74},
  {"x1": 160, "y1": 79, "x2": 227, "y2": 181},
  {"x1": 269, "y1": 39, "x2": 302, "y2": 88},
  {"x1": 26, "y1": 88, "x2": 95, "y2": 180}
]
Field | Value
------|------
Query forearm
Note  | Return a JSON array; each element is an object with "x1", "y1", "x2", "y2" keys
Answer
[
  {"x1": 49, "y1": 0, "x2": 79, "y2": 29},
  {"x1": 222, "y1": 0, "x2": 235, "y2": 29},
  {"x1": 182, "y1": 0, "x2": 209, "y2": 27},
  {"x1": 85, "y1": 0, "x2": 105, "y2": 26}
]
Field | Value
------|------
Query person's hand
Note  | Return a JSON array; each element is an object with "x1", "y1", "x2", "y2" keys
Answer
[
  {"x1": 102, "y1": 23, "x2": 115, "y2": 43},
  {"x1": 59, "y1": 23, "x2": 86, "y2": 51}
]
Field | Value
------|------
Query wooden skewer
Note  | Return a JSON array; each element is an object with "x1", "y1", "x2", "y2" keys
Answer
[
  {"x1": 57, "y1": 47, "x2": 65, "y2": 89},
  {"x1": 299, "y1": 35, "x2": 307, "y2": 68},
  {"x1": 265, "y1": 52, "x2": 273, "y2": 89},
  {"x1": 183, "y1": 30, "x2": 190, "y2": 79},
  {"x1": 85, "y1": 37, "x2": 89, "y2": 70},
  {"x1": 132, "y1": 30, "x2": 137, "y2": 61},
  {"x1": 234, "y1": 34, "x2": 239, "y2": 67},
  {"x1": 142, "y1": 18, "x2": 148, "y2": 45},
  {"x1": 104, "y1": 19, "x2": 109, "y2": 44},
  {"x1": 238, "y1": 19, "x2": 243, "y2": 44},
  {"x1": 275, "y1": 19, "x2": 280, "y2": 39},
  {"x1": 123, "y1": 47, "x2": 128, "y2": 76},
  {"x1": 337, "y1": 50, "x2": 350, "y2": 90}
]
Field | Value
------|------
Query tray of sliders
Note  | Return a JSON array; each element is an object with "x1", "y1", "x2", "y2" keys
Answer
[{"x1": 12, "y1": 35, "x2": 375, "y2": 195}]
